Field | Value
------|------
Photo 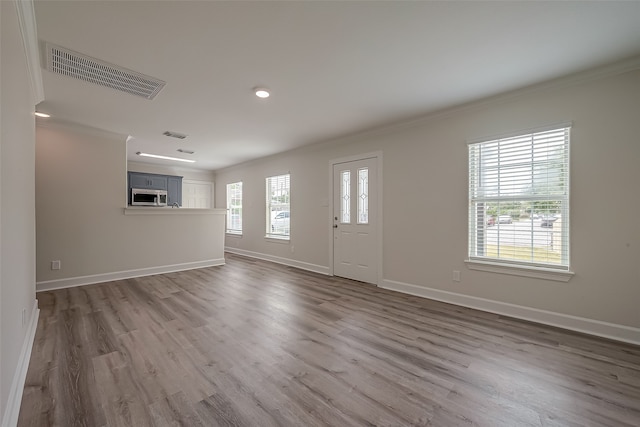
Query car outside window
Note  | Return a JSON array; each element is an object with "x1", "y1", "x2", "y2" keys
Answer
[
  {"x1": 266, "y1": 174, "x2": 290, "y2": 239},
  {"x1": 468, "y1": 125, "x2": 570, "y2": 270}
]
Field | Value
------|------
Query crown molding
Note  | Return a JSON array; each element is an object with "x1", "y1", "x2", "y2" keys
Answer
[
  {"x1": 215, "y1": 54, "x2": 640, "y2": 174},
  {"x1": 15, "y1": 0, "x2": 44, "y2": 104},
  {"x1": 127, "y1": 160, "x2": 216, "y2": 175},
  {"x1": 36, "y1": 117, "x2": 128, "y2": 142},
  {"x1": 335, "y1": 54, "x2": 640, "y2": 143},
  {"x1": 447, "y1": 54, "x2": 640, "y2": 121}
]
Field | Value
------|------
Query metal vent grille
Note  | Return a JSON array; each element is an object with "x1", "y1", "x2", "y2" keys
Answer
[
  {"x1": 45, "y1": 43, "x2": 165, "y2": 100},
  {"x1": 177, "y1": 148, "x2": 195, "y2": 154},
  {"x1": 163, "y1": 131, "x2": 188, "y2": 139}
]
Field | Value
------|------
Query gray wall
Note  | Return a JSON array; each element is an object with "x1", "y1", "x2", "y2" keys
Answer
[
  {"x1": 1, "y1": 0, "x2": 38, "y2": 421},
  {"x1": 215, "y1": 67, "x2": 640, "y2": 335},
  {"x1": 35, "y1": 125, "x2": 225, "y2": 286}
]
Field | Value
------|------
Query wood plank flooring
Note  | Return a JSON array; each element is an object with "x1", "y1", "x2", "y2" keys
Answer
[{"x1": 18, "y1": 253, "x2": 640, "y2": 426}]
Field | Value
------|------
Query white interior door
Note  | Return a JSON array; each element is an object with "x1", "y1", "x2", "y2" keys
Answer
[
  {"x1": 333, "y1": 157, "x2": 378, "y2": 284},
  {"x1": 182, "y1": 180, "x2": 212, "y2": 208}
]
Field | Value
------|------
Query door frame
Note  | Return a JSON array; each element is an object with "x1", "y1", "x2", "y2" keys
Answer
[{"x1": 328, "y1": 151, "x2": 383, "y2": 285}]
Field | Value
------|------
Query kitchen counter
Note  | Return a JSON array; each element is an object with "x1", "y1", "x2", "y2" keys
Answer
[{"x1": 124, "y1": 207, "x2": 226, "y2": 215}]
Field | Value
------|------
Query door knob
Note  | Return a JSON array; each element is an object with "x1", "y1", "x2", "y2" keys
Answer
[{"x1": 333, "y1": 224, "x2": 338, "y2": 228}]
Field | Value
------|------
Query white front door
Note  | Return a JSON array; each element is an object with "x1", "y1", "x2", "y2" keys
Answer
[{"x1": 332, "y1": 157, "x2": 378, "y2": 284}]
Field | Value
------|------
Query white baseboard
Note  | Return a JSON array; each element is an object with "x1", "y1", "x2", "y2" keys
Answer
[
  {"x1": 2, "y1": 301, "x2": 39, "y2": 427},
  {"x1": 36, "y1": 259, "x2": 226, "y2": 292},
  {"x1": 381, "y1": 279, "x2": 640, "y2": 346},
  {"x1": 224, "y1": 247, "x2": 330, "y2": 276}
]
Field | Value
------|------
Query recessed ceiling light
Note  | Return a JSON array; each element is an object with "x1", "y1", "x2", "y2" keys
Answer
[
  {"x1": 35, "y1": 112, "x2": 50, "y2": 118},
  {"x1": 254, "y1": 88, "x2": 270, "y2": 98},
  {"x1": 136, "y1": 152, "x2": 195, "y2": 163}
]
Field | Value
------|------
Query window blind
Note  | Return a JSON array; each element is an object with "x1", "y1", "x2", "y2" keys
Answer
[
  {"x1": 468, "y1": 126, "x2": 570, "y2": 269},
  {"x1": 226, "y1": 182, "x2": 243, "y2": 233},
  {"x1": 266, "y1": 174, "x2": 291, "y2": 238}
]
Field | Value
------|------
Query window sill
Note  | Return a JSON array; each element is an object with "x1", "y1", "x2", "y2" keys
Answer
[
  {"x1": 465, "y1": 259, "x2": 574, "y2": 282},
  {"x1": 265, "y1": 235, "x2": 290, "y2": 243},
  {"x1": 226, "y1": 231, "x2": 242, "y2": 238}
]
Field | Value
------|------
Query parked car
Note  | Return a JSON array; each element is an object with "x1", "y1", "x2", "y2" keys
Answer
[
  {"x1": 498, "y1": 215, "x2": 512, "y2": 224},
  {"x1": 271, "y1": 211, "x2": 290, "y2": 233},
  {"x1": 541, "y1": 215, "x2": 557, "y2": 228}
]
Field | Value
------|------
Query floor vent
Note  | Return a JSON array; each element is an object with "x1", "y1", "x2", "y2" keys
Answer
[{"x1": 45, "y1": 43, "x2": 165, "y2": 100}]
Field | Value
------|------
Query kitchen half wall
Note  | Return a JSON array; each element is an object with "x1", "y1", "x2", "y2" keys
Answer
[{"x1": 35, "y1": 124, "x2": 224, "y2": 289}]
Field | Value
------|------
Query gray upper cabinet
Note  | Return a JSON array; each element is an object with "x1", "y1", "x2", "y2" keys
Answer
[
  {"x1": 128, "y1": 172, "x2": 167, "y2": 190},
  {"x1": 128, "y1": 171, "x2": 183, "y2": 205},
  {"x1": 148, "y1": 175, "x2": 168, "y2": 190},
  {"x1": 129, "y1": 172, "x2": 151, "y2": 189},
  {"x1": 167, "y1": 176, "x2": 183, "y2": 206}
]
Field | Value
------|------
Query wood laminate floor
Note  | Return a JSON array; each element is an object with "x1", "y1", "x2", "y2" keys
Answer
[{"x1": 19, "y1": 253, "x2": 640, "y2": 426}]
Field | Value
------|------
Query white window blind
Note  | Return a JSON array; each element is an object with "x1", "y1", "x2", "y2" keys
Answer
[
  {"x1": 468, "y1": 125, "x2": 570, "y2": 269},
  {"x1": 266, "y1": 174, "x2": 290, "y2": 238},
  {"x1": 226, "y1": 182, "x2": 242, "y2": 234}
]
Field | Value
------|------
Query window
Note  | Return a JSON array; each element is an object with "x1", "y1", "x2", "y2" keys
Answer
[
  {"x1": 468, "y1": 125, "x2": 570, "y2": 271},
  {"x1": 266, "y1": 174, "x2": 290, "y2": 238},
  {"x1": 358, "y1": 167, "x2": 369, "y2": 224},
  {"x1": 340, "y1": 170, "x2": 350, "y2": 223},
  {"x1": 226, "y1": 182, "x2": 242, "y2": 234},
  {"x1": 340, "y1": 166, "x2": 369, "y2": 224}
]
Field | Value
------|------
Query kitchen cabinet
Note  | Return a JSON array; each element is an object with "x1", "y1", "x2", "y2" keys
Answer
[
  {"x1": 128, "y1": 172, "x2": 167, "y2": 190},
  {"x1": 167, "y1": 176, "x2": 183, "y2": 206},
  {"x1": 128, "y1": 171, "x2": 183, "y2": 205}
]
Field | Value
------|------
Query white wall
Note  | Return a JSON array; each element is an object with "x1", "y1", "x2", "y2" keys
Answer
[
  {"x1": 36, "y1": 125, "x2": 225, "y2": 287},
  {"x1": 215, "y1": 66, "x2": 640, "y2": 340},
  {"x1": 0, "y1": 0, "x2": 38, "y2": 422},
  {"x1": 127, "y1": 160, "x2": 215, "y2": 183}
]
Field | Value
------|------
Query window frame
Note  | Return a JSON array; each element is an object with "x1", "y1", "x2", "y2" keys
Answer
[
  {"x1": 466, "y1": 123, "x2": 574, "y2": 282},
  {"x1": 226, "y1": 181, "x2": 243, "y2": 235},
  {"x1": 265, "y1": 173, "x2": 291, "y2": 240}
]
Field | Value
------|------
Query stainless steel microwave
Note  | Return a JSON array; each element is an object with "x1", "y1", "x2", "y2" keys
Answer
[{"x1": 131, "y1": 188, "x2": 168, "y2": 206}]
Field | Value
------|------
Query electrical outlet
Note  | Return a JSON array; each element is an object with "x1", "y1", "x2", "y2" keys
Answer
[
  {"x1": 290, "y1": 245, "x2": 295, "y2": 253},
  {"x1": 51, "y1": 260, "x2": 61, "y2": 270},
  {"x1": 453, "y1": 270, "x2": 461, "y2": 282}
]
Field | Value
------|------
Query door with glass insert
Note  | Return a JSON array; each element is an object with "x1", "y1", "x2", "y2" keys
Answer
[{"x1": 332, "y1": 157, "x2": 378, "y2": 284}]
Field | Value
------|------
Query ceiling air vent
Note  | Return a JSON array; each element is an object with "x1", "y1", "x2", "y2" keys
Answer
[
  {"x1": 45, "y1": 43, "x2": 165, "y2": 100},
  {"x1": 163, "y1": 131, "x2": 188, "y2": 139},
  {"x1": 177, "y1": 149, "x2": 195, "y2": 154}
]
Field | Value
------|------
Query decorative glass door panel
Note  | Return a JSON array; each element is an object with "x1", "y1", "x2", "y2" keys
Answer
[{"x1": 332, "y1": 157, "x2": 378, "y2": 285}]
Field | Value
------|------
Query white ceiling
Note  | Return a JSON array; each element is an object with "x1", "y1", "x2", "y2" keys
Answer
[{"x1": 34, "y1": 1, "x2": 640, "y2": 171}]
